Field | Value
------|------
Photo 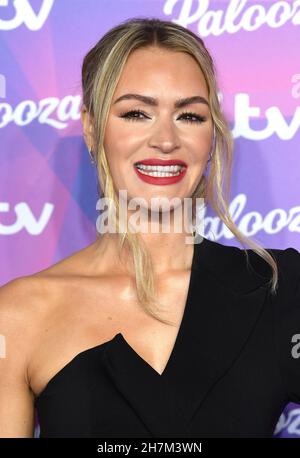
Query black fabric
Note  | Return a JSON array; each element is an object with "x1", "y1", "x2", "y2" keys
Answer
[{"x1": 34, "y1": 236, "x2": 300, "y2": 438}]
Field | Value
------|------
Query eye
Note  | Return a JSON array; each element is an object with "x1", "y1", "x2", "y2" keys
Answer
[
  {"x1": 119, "y1": 110, "x2": 206, "y2": 124},
  {"x1": 119, "y1": 109, "x2": 148, "y2": 121},
  {"x1": 179, "y1": 111, "x2": 206, "y2": 124}
]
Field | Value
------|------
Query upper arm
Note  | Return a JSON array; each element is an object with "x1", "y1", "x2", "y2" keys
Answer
[{"x1": 0, "y1": 278, "x2": 37, "y2": 437}]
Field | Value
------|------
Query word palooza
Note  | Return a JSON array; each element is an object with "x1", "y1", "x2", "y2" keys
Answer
[{"x1": 164, "y1": 0, "x2": 300, "y2": 36}]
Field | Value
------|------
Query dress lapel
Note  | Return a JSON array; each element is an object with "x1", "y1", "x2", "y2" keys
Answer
[{"x1": 103, "y1": 237, "x2": 273, "y2": 437}]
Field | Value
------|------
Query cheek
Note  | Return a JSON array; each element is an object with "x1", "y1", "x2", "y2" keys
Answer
[
  {"x1": 104, "y1": 150, "x2": 134, "y2": 191},
  {"x1": 185, "y1": 132, "x2": 212, "y2": 160},
  {"x1": 106, "y1": 115, "x2": 147, "y2": 147},
  {"x1": 104, "y1": 126, "x2": 140, "y2": 161}
]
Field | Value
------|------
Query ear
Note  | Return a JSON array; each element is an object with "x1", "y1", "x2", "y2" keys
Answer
[{"x1": 80, "y1": 105, "x2": 94, "y2": 150}]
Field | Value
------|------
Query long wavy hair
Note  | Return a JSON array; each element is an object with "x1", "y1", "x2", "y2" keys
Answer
[{"x1": 81, "y1": 17, "x2": 278, "y2": 326}]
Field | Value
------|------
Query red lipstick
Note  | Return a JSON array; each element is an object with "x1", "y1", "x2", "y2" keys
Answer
[
  {"x1": 134, "y1": 158, "x2": 187, "y2": 166},
  {"x1": 133, "y1": 158, "x2": 187, "y2": 186}
]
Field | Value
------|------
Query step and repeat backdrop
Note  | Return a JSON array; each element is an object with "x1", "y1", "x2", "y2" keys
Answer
[{"x1": 0, "y1": 0, "x2": 299, "y2": 438}]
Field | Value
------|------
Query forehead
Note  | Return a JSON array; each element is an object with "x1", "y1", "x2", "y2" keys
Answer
[{"x1": 113, "y1": 47, "x2": 208, "y2": 97}]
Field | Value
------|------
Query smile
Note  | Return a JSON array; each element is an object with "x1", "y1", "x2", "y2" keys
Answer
[{"x1": 134, "y1": 164, "x2": 187, "y2": 185}]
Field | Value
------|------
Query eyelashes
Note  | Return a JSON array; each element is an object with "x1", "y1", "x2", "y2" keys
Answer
[{"x1": 119, "y1": 109, "x2": 206, "y2": 124}]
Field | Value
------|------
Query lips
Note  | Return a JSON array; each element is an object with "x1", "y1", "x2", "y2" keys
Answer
[
  {"x1": 134, "y1": 158, "x2": 187, "y2": 167},
  {"x1": 133, "y1": 160, "x2": 187, "y2": 186}
]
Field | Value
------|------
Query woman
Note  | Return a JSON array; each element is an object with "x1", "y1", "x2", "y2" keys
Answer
[{"x1": 0, "y1": 17, "x2": 299, "y2": 438}]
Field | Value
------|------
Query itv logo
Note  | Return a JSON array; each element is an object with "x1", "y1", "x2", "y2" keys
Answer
[{"x1": 0, "y1": 0, "x2": 54, "y2": 31}]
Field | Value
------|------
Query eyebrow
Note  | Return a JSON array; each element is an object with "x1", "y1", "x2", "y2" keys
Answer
[{"x1": 113, "y1": 93, "x2": 209, "y2": 108}]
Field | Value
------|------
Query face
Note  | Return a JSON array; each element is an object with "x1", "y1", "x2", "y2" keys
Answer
[{"x1": 103, "y1": 46, "x2": 213, "y2": 219}]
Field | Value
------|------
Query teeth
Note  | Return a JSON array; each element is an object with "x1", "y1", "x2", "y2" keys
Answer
[
  {"x1": 134, "y1": 163, "x2": 186, "y2": 178},
  {"x1": 137, "y1": 169, "x2": 182, "y2": 177},
  {"x1": 135, "y1": 164, "x2": 184, "y2": 172}
]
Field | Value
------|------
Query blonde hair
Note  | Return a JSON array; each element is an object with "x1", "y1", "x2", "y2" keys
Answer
[{"x1": 81, "y1": 17, "x2": 278, "y2": 326}]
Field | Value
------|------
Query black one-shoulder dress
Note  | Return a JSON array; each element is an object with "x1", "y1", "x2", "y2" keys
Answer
[{"x1": 34, "y1": 236, "x2": 300, "y2": 438}]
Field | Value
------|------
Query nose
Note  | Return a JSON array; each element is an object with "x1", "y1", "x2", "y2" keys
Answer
[{"x1": 148, "y1": 114, "x2": 180, "y2": 154}]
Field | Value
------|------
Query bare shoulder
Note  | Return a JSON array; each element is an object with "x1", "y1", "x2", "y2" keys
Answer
[
  {"x1": 0, "y1": 274, "x2": 55, "y2": 367},
  {"x1": 0, "y1": 259, "x2": 67, "y2": 312},
  {"x1": 0, "y1": 274, "x2": 48, "y2": 324},
  {"x1": 0, "y1": 243, "x2": 90, "y2": 355},
  {"x1": 0, "y1": 242, "x2": 112, "y2": 436},
  {"x1": 0, "y1": 240, "x2": 109, "y2": 341}
]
